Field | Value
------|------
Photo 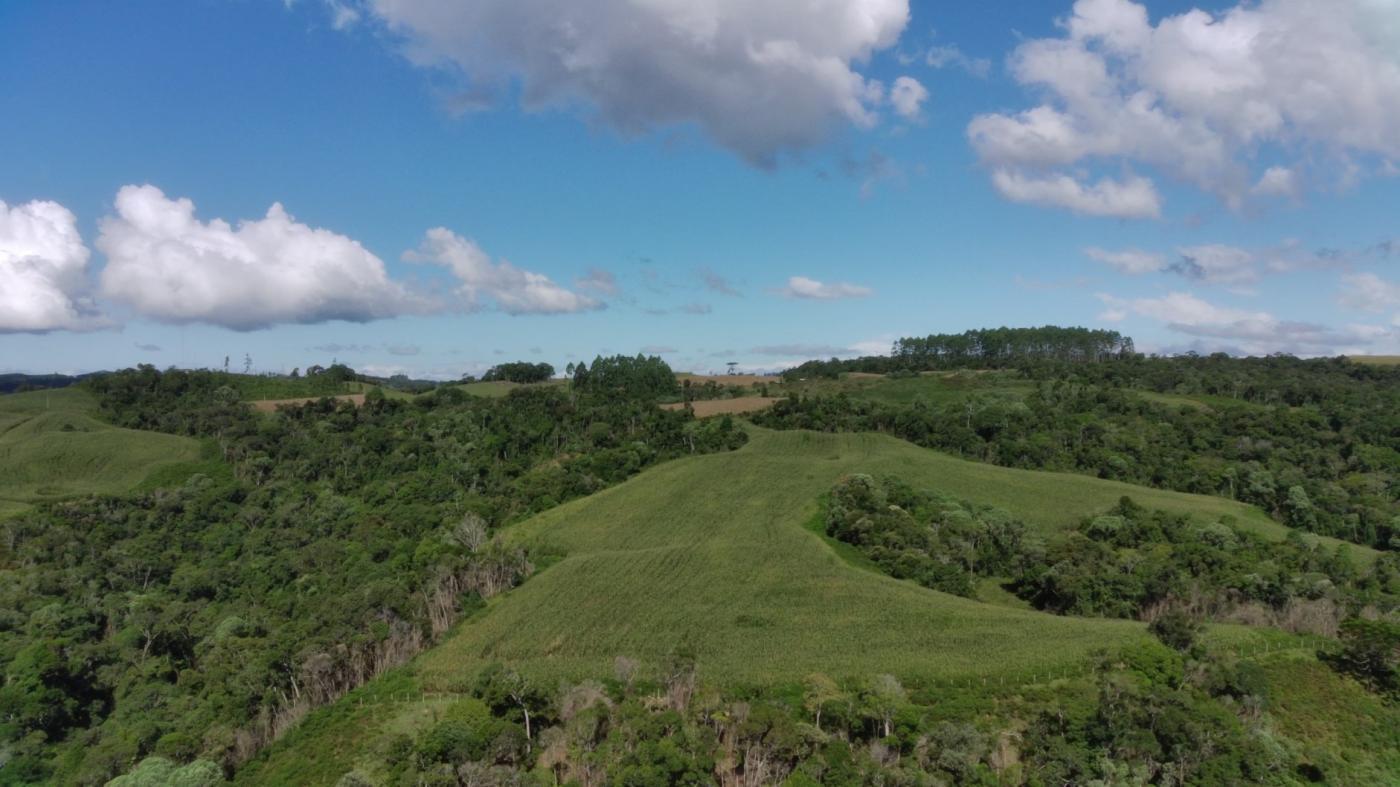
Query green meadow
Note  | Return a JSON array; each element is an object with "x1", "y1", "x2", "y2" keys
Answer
[
  {"x1": 0, "y1": 388, "x2": 201, "y2": 517},
  {"x1": 416, "y1": 427, "x2": 1316, "y2": 689}
]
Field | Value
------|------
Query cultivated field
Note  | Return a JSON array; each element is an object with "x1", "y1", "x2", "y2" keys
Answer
[
  {"x1": 0, "y1": 388, "x2": 201, "y2": 516},
  {"x1": 1347, "y1": 355, "x2": 1400, "y2": 366},
  {"x1": 660, "y1": 396, "x2": 780, "y2": 417}
]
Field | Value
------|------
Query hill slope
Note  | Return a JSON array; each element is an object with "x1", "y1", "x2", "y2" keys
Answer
[
  {"x1": 241, "y1": 427, "x2": 1342, "y2": 784},
  {"x1": 0, "y1": 388, "x2": 201, "y2": 517},
  {"x1": 418, "y1": 428, "x2": 1318, "y2": 687}
]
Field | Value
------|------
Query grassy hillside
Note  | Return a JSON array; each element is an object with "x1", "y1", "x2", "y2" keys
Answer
[
  {"x1": 0, "y1": 388, "x2": 201, "y2": 516},
  {"x1": 240, "y1": 427, "x2": 1368, "y2": 785},
  {"x1": 416, "y1": 428, "x2": 1318, "y2": 689}
]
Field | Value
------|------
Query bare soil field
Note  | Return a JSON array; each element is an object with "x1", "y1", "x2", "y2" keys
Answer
[
  {"x1": 251, "y1": 394, "x2": 366, "y2": 413},
  {"x1": 662, "y1": 396, "x2": 780, "y2": 417},
  {"x1": 677, "y1": 373, "x2": 781, "y2": 386}
]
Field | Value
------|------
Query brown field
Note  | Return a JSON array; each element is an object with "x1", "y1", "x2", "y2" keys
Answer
[
  {"x1": 661, "y1": 396, "x2": 780, "y2": 417},
  {"x1": 677, "y1": 373, "x2": 781, "y2": 386},
  {"x1": 1347, "y1": 355, "x2": 1400, "y2": 366},
  {"x1": 250, "y1": 394, "x2": 365, "y2": 413}
]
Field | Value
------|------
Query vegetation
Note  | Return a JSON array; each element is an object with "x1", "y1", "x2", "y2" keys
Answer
[
  {"x1": 480, "y1": 362, "x2": 555, "y2": 384},
  {"x1": 827, "y1": 476, "x2": 1397, "y2": 636},
  {"x1": 0, "y1": 359, "x2": 743, "y2": 784},
  {"x1": 759, "y1": 354, "x2": 1400, "y2": 551},
  {"x1": 3, "y1": 328, "x2": 1398, "y2": 786},
  {"x1": 784, "y1": 326, "x2": 1133, "y2": 378},
  {"x1": 0, "y1": 388, "x2": 200, "y2": 519}
]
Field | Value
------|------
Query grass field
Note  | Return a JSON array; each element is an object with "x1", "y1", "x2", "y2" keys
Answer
[
  {"x1": 0, "y1": 388, "x2": 201, "y2": 516},
  {"x1": 1346, "y1": 355, "x2": 1400, "y2": 366},
  {"x1": 414, "y1": 428, "x2": 1327, "y2": 690}
]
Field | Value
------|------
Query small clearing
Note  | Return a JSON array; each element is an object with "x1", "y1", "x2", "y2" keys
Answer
[{"x1": 662, "y1": 397, "x2": 780, "y2": 417}]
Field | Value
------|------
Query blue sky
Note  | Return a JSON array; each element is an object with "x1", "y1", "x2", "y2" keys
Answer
[{"x1": 2, "y1": 0, "x2": 1398, "y2": 378}]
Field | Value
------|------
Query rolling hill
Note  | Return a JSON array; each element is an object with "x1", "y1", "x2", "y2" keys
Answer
[
  {"x1": 0, "y1": 387, "x2": 202, "y2": 518},
  {"x1": 239, "y1": 426, "x2": 1328, "y2": 784}
]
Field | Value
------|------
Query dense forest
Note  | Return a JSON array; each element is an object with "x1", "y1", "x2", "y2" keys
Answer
[
  {"x1": 479, "y1": 363, "x2": 556, "y2": 385},
  {"x1": 826, "y1": 475, "x2": 1398, "y2": 635},
  {"x1": 759, "y1": 355, "x2": 1400, "y2": 550},
  {"x1": 784, "y1": 327, "x2": 1134, "y2": 379},
  {"x1": 0, "y1": 360, "x2": 744, "y2": 784}
]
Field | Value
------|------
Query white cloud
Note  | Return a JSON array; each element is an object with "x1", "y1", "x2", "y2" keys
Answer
[
  {"x1": 405, "y1": 228, "x2": 602, "y2": 315},
  {"x1": 1085, "y1": 246, "x2": 1166, "y2": 275},
  {"x1": 359, "y1": 0, "x2": 913, "y2": 166},
  {"x1": 990, "y1": 169, "x2": 1161, "y2": 218},
  {"x1": 1251, "y1": 166, "x2": 1299, "y2": 199},
  {"x1": 889, "y1": 76, "x2": 928, "y2": 120},
  {"x1": 1171, "y1": 244, "x2": 1257, "y2": 286},
  {"x1": 1339, "y1": 272, "x2": 1400, "y2": 313},
  {"x1": 0, "y1": 199, "x2": 102, "y2": 333},
  {"x1": 925, "y1": 44, "x2": 991, "y2": 78},
  {"x1": 1100, "y1": 290, "x2": 1388, "y2": 355},
  {"x1": 779, "y1": 276, "x2": 873, "y2": 300},
  {"x1": 97, "y1": 185, "x2": 420, "y2": 331},
  {"x1": 970, "y1": 0, "x2": 1400, "y2": 214}
]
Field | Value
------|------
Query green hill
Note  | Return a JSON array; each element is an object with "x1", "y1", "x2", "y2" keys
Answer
[
  {"x1": 0, "y1": 388, "x2": 201, "y2": 517},
  {"x1": 239, "y1": 427, "x2": 1373, "y2": 785},
  {"x1": 418, "y1": 428, "x2": 1344, "y2": 688}
]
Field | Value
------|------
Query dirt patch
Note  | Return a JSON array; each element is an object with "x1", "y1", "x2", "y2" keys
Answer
[
  {"x1": 677, "y1": 374, "x2": 781, "y2": 387},
  {"x1": 662, "y1": 397, "x2": 780, "y2": 417},
  {"x1": 251, "y1": 394, "x2": 366, "y2": 413}
]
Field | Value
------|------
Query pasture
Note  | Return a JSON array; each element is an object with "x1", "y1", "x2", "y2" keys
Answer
[
  {"x1": 416, "y1": 427, "x2": 1313, "y2": 690},
  {"x1": 0, "y1": 388, "x2": 201, "y2": 516}
]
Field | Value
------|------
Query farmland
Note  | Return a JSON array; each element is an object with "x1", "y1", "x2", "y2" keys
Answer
[
  {"x1": 660, "y1": 396, "x2": 780, "y2": 417},
  {"x1": 0, "y1": 388, "x2": 201, "y2": 518},
  {"x1": 415, "y1": 427, "x2": 1301, "y2": 688}
]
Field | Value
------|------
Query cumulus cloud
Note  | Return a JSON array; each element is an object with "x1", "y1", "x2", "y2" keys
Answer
[
  {"x1": 989, "y1": 170, "x2": 1161, "y2": 218},
  {"x1": 889, "y1": 76, "x2": 928, "y2": 120},
  {"x1": 96, "y1": 185, "x2": 421, "y2": 331},
  {"x1": 405, "y1": 228, "x2": 602, "y2": 315},
  {"x1": 970, "y1": 0, "x2": 1400, "y2": 214},
  {"x1": 359, "y1": 0, "x2": 914, "y2": 166},
  {"x1": 0, "y1": 199, "x2": 102, "y2": 333},
  {"x1": 779, "y1": 276, "x2": 873, "y2": 300},
  {"x1": 1085, "y1": 246, "x2": 1166, "y2": 275},
  {"x1": 1098, "y1": 290, "x2": 1387, "y2": 355}
]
